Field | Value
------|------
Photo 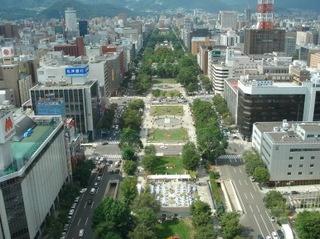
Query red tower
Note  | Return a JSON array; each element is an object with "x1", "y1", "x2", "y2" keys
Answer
[{"x1": 256, "y1": 0, "x2": 274, "y2": 30}]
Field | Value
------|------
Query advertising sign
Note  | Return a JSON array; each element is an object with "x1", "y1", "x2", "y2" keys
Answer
[
  {"x1": 1, "y1": 47, "x2": 14, "y2": 57},
  {"x1": 65, "y1": 65, "x2": 89, "y2": 77},
  {"x1": 0, "y1": 111, "x2": 15, "y2": 143}
]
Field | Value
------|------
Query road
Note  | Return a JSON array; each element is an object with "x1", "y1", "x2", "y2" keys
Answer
[
  {"x1": 217, "y1": 155, "x2": 279, "y2": 238},
  {"x1": 67, "y1": 166, "x2": 122, "y2": 239}
]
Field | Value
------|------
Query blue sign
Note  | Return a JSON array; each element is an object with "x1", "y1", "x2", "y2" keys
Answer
[{"x1": 65, "y1": 65, "x2": 89, "y2": 77}]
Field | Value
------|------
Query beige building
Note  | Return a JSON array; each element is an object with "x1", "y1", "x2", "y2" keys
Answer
[
  {"x1": 191, "y1": 37, "x2": 214, "y2": 55},
  {"x1": 296, "y1": 31, "x2": 314, "y2": 46},
  {"x1": 310, "y1": 52, "x2": 320, "y2": 69}
]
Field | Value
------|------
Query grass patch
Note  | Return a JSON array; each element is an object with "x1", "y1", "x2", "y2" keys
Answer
[
  {"x1": 150, "y1": 105, "x2": 184, "y2": 116},
  {"x1": 152, "y1": 89, "x2": 181, "y2": 98},
  {"x1": 153, "y1": 78, "x2": 177, "y2": 84},
  {"x1": 156, "y1": 219, "x2": 193, "y2": 239},
  {"x1": 154, "y1": 156, "x2": 185, "y2": 174},
  {"x1": 148, "y1": 128, "x2": 188, "y2": 142}
]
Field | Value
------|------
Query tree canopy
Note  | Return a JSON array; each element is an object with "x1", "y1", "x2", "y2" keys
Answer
[
  {"x1": 296, "y1": 211, "x2": 320, "y2": 239},
  {"x1": 182, "y1": 142, "x2": 201, "y2": 171}
]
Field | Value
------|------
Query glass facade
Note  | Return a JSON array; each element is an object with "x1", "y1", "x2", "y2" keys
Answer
[
  {"x1": 313, "y1": 91, "x2": 320, "y2": 121},
  {"x1": 237, "y1": 90, "x2": 305, "y2": 139}
]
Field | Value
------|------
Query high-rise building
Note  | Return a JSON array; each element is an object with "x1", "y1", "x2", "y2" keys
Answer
[
  {"x1": 285, "y1": 32, "x2": 297, "y2": 57},
  {"x1": 220, "y1": 30, "x2": 240, "y2": 47},
  {"x1": 0, "y1": 112, "x2": 69, "y2": 239},
  {"x1": 0, "y1": 24, "x2": 19, "y2": 38},
  {"x1": 219, "y1": 11, "x2": 237, "y2": 30},
  {"x1": 309, "y1": 52, "x2": 320, "y2": 69},
  {"x1": 244, "y1": 0, "x2": 285, "y2": 55},
  {"x1": 296, "y1": 31, "x2": 314, "y2": 46},
  {"x1": 79, "y1": 20, "x2": 88, "y2": 37},
  {"x1": 65, "y1": 8, "x2": 78, "y2": 32},
  {"x1": 191, "y1": 37, "x2": 214, "y2": 55}
]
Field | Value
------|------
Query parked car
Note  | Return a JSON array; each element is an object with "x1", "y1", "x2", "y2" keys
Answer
[
  {"x1": 271, "y1": 231, "x2": 279, "y2": 239},
  {"x1": 74, "y1": 196, "x2": 80, "y2": 203},
  {"x1": 90, "y1": 188, "x2": 96, "y2": 195},
  {"x1": 97, "y1": 176, "x2": 102, "y2": 181},
  {"x1": 80, "y1": 188, "x2": 87, "y2": 194},
  {"x1": 87, "y1": 199, "x2": 93, "y2": 205},
  {"x1": 79, "y1": 229, "x2": 84, "y2": 238}
]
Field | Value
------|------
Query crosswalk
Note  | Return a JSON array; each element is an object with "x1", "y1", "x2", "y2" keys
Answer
[
  {"x1": 217, "y1": 154, "x2": 242, "y2": 163},
  {"x1": 107, "y1": 140, "x2": 119, "y2": 145},
  {"x1": 104, "y1": 154, "x2": 122, "y2": 160}
]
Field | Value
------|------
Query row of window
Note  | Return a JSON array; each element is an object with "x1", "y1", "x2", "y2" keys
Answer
[
  {"x1": 289, "y1": 156, "x2": 316, "y2": 160},
  {"x1": 287, "y1": 172, "x2": 314, "y2": 175},
  {"x1": 288, "y1": 164, "x2": 314, "y2": 168}
]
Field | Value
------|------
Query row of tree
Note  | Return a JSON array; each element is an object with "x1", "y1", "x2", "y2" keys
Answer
[
  {"x1": 191, "y1": 99, "x2": 227, "y2": 163},
  {"x1": 212, "y1": 95, "x2": 234, "y2": 126},
  {"x1": 263, "y1": 191, "x2": 288, "y2": 219},
  {"x1": 242, "y1": 150, "x2": 270, "y2": 184}
]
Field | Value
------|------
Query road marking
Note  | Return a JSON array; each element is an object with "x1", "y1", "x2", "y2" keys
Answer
[
  {"x1": 238, "y1": 180, "x2": 242, "y2": 186},
  {"x1": 255, "y1": 205, "x2": 261, "y2": 214},
  {"x1": 253, "y1": 213, "x2": 265, "y2": 237},
  {"x1": 249, "y1": 204, "x2": 254, "y2": 213},
  {"x1": 244, "y1": 180, "x2": 249, "y2": 186},
  {"x1": 244, "y1": 193, "x2": 248, "y2": 200},
  {"x1": 250, "y1": 192, "x2": 254, "y2": 200},
  {"x1": 85, "y1": 217, "x2": 89, "y2": 226},
  {"x1": 259, "y1": 210, "x2": 272, "y2": 236},
  {"x1": 239, "y1": 168, "x2": 243, "y2": 174},
  {"x1": 233, "y1": 168, "x2": 237, "y2": 173},
  {"x1": 91, "y1": 201, "x2": 95, "y2": 209},
  {"x1": 84, "y1": 202, "x2": 87, "y2": 208},
  {"x1": 265, "y1": 210, "x2": 278, "y2": 231},
  {"x1": 77, "y1": 218, "x2": 81, "y2": 226},
  {"x1": 232, "y1": 181, "x2": 247, "y2": 214}
]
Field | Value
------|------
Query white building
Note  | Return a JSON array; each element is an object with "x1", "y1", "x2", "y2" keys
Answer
[
  {"x1": 65, "y1": 8, "x2": 78, "y2": 33},
  {"x1": 219, "y1": 11, "x2": 238, "y2": 30},
  {"x1": 0, "y1": 112, "x2": 69, "y2": 238},
  {"x1": 220, "y1": 30, "x2": 240, "y2": 47},
  {"x1": 252, "y1": 120, "x2": 320, "y2": 183}
]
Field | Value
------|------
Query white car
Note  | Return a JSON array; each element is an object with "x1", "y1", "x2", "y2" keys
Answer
[
  {"x1": 266, "y1": 236, "x2": 271, "y2": 239},
  {"x1": 271, "y1": 231, "x2": 279, "y2": 239},
  {"x1": 80, "y1": 188, "x2": 87, "y2": 194},
  {"x1": 97, "y1": 176, "x2": 102, "y2": 181},
  {"x1": 79, "y1": 229, "x2": 84, "y2": 238},
  {"x1": 74, "y1": 196, "x2": 80, "y2": 203}
]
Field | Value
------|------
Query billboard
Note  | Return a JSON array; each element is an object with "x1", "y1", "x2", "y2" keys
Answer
[
  {"x1": 36, "y1": 99, "x2": 65, "y2": 116},
  {"x1": 0, "y1": 111, "x2": 15, "y2": 143},
  {"x1": 1, "y1": 47, "x2": 14, "y2": 57},
  {"x1": 65, "y1": 65, "x2": 89, "y2": 77}
]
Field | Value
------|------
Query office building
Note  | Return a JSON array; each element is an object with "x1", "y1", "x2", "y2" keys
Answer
[
  {"x1": 30, "y1": 80, "x2": 99, "y2": 140},
  {"x1": 235, "y1": 74, "x2": 320, "y2": 139},
  {"x1": 252, "y1": 120, "x2": 320, "y2": 184},
  {"x1": 0, "y1": 112, "x2": 69, "y2": 239},
  {"x1": 191, "y1": 37, "x2": 214, "y2": 55},
  {"x1": 310, "y1": 52, "x2": 320, "y2": 69},
  {"x1": 79, "y1": 20, "x2": 88, "y2": 37},
  {"x1": 0, "y1": 24, "x2": 19, "y2": 38},
  {"x1": 244, "y1": 29, "x2": 285, "y2": 55},
  {"x1": 296, "y1": 31, "x2": 314, "y2": 46},
  {"x1": 219, "y1": 11, "x2": 237, "y2": 30},
  {"x1": 65, "y1": 8, "x2": 78, "y2": 33},
  {"x1": 285, "y1": 33, "x2": 297, "y2": 57},
  {"x1": 220, "y1": 30, "x2": 240, "y2": 47},
  {"x1": 54, "y1": 37, "x2": 85, "y2": 57}
]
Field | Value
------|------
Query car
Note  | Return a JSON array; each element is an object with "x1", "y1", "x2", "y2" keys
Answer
[
  {"x1": 271, "y1": 216, "x2": 276, "y2": 222},
  {"x1": 79, "y1": 229, "x2": 84, "y2": 238},
  {"x1": 277, "y1": 230, "x2": 284, "y2": 239},
  {"x1": 68, "y1": 209, "x2": 74, "y2": 216},
  {"x1": 291, "y1": 191, "x2": 300, "y2": 195},
  {"x1": 63, "y1": 224, "x2": 69, "y2": 232},
  {"x1": 74, "y1": 196, "x2": 80, "y2": 203},
  {"x1": 257, "y1": 235, "x2": 264, "y2": 239},
  {"x1": 102, "y1": 141, "x2": 109, "y2": 145},
  {"x1": 266, "y1": 236, "x2": 271, "y2": 239},
  {"x1": 71, "y1": 203, "x2": 77, "y2": 210},
  {"x1": 250, "y1": 176, "x2": 255, "y2": 182},
  {"x1": 80, "y1": 188, "x2": 87, "y2": 194},
  {"x1": 94, "y1": 182, "x2": 99, "y2": 188},
  {"x1": 271, "y1": 231, "x2": 279, "y2": 239},
  {"x1": 97, "y1": 176, "x2": 102, "y2": 181},
  {"x1": 87, "y1": 199, "x2": 93, "y2": 205},
  {"x1": 108, "y1": 160, "x2": 113, "y2": 165}
]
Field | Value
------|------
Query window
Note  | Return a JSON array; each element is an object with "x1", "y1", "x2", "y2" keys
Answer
[
  {"x1": 288, "y1": 164, "x2": 292, "y2": 168},
  {"x1": 309, "y1": 172, "x2": 313, "y2": 175},
  {"x1": 311, "y1": 156, "x2": 315, "y2": 159},
  {"x1": 298, "y1": 172, "x2": 302, "y2": 175},
  {"x1": 299, "y1": 164, "x2": 303, "y2": 168},
  {"x1": 310, "y1": 164, "x2": 314, "y2": 168},
  {"x1": 289, "y1": 156, "x2": 293, "y2": 160},
  {"x1": 300, "y1": 156, "x2": 304, "y2": 160},
  {"x1": 287, "y1": 172, "x2": 291, "y2": 175}
]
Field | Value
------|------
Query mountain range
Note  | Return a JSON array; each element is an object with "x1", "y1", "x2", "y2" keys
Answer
[{"x1": 0, "y1": 0, "x2": 319, "y2": 20}]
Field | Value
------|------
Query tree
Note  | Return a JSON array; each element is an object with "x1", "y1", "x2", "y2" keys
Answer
[
  {"x1": 129, "y1": 223, "x2": 156, "y2": 239},
  {"x1": 242, "y1": 150, "x2": 265, "y2": 176},
  {"x1": 134, "y1": 207, "x2": 157, "y2": 228},
  {"x1": 220, "y1": 212, "x2": 241, "y2": 239},
  {"x1": 120, "y1": 177, "x2": 138, "y2": 206},
  {"x1": 296, "y1": 211, "x2": 320, "y2": 239},
  {"x1": 92, "y1": 197, "x2": 132, "y2": 238},
  {"x1": 132, "y1": 191, "x2": 161, "y2": 214},
  {"x1": 46, "y1": 215, "x2": 63, "y2": 238},
  {"x1": 263, "y1": 191, "x2": 288, "y2": 218},
  {"x1": 144, "y1": 145, "x2": 156, "y2": 155},
  {"x1": 182, "y1": 142, "x2": 200, "y2": 170},
  {"x1": 122, "y1": 147, "x2": 137, "y2": 161},
  {"x1": 72, "y1": 160, "x2": 95, "y2": 187},
  {"x1": 123, "y1": 160, "x2": 137, "y2": 175},
  {"x1": 194, "y1": 224, "x2": 216, "y2": 239},
  {"x1": 253, "y1": 166, "x2": 270, "y2": 184},
  {"x1": 142, "y1": 154, "x2": 157, "y2": 174},
  {"x1": 120, "y1": 128, "x2": 143, "y2": 150},
  {"x1": 191, "y1": 200, "x2": 212, "y2": 227}
]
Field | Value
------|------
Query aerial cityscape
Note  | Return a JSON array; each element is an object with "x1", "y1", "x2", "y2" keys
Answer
[{"x1": 0, "y1": 0, "x2": 320, "y2": 239}]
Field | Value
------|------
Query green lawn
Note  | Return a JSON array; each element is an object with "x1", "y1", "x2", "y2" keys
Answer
[
  {"x1": 148, "y1": 128, "x2": 188, "y2": 142},
  {"x1": 151, "y1": 105, "x2": 184, "y2": 116},
  {"x1": 154, "y1": 156, "x2": 185, "y2": 174},
  {"x1": 152, "y1": 89, "x2": 181, "y2": 98},
  {"x1": 153, "y1": 78, "x2": 177, "y2": 84},
  {"x1": 156, "y1": 219, "x2": 193, "y2": 239}
]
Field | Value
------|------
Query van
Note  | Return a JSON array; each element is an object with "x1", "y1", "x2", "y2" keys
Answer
[{"x1": 90, "y1": 188, "x2": 96, "y2": 195}]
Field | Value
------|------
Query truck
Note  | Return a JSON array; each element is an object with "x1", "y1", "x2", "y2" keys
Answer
[{"x1": 281, "y1": 224, "x2": 294, "y2": 239}]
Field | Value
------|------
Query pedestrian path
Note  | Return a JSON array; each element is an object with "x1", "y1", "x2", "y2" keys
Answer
[{"x1": 104, "y1": 154, "x2": 122, "y2": 160}]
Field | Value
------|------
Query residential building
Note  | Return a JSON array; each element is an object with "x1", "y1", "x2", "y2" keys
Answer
[
  {"x1": 310, "y1": 52, "x2": 320, "y2": 69},
  {"x1": 252, "y1": 120, "x2": 320, "y2": 184}
]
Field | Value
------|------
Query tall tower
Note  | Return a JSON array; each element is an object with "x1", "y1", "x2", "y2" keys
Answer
[
  {"x1": 256, "y1": 0, "x2": 274, "y2": 30},
  {"x1": 65, "y1": 8, "x2": 78, "y2": 32}
]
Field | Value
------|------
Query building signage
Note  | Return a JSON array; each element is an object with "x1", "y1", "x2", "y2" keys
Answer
[
  {"x1": 211, "y1": 50, "x2": 221, "y2": 57},
  {"x1": 65, "y1": 65, "x2": 89, "y2": 77},
  {"x1": 1, "y1": 47, "x2": 14, "y2": 57},
  {"x1": 0, "y1": 112, "x2": 15, "y2": 143}
]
